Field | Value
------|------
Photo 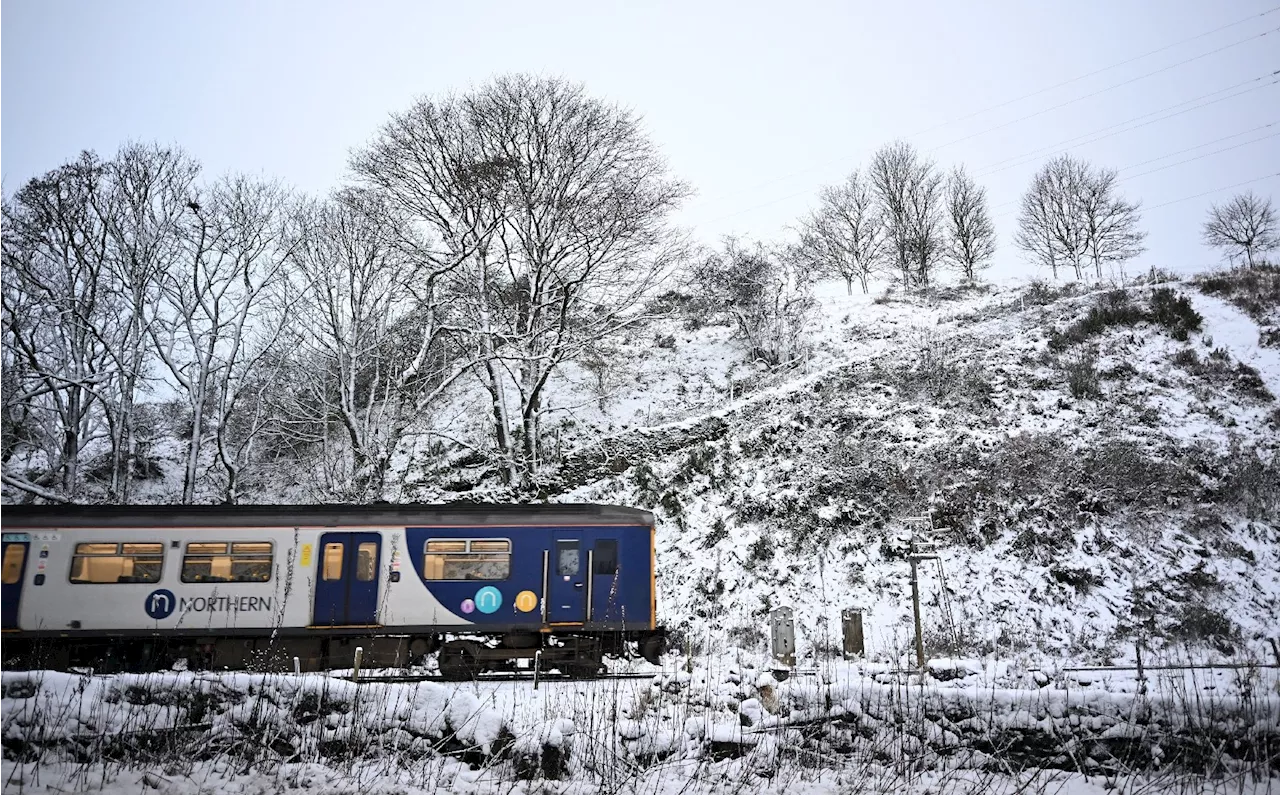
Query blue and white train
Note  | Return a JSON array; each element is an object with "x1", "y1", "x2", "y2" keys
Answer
[{"x1": 1, "y1": 503, "x2": 665, "y2": 677}]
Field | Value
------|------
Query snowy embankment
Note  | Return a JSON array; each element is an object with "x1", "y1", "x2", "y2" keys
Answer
[
  {"x1": 4, "y1": 654, "x2": 1279, "y2": 794},
  {"x1": 1189, "y1": 292, "x2": 1280, "y2": 398}
]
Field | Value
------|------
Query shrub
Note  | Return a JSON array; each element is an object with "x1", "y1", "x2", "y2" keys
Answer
[
  {"x1": 1149, "y1": 287, "x2": 1202, "y2": 340},
  {"x1": 1059, "y1": 349, "x2": 1101, "y2": 398},
  {"x1": 1172, "y1": 603, "x2": 1240, "y2": 645},
  {"x1": 748, "y1": 532, "x2": 775, "y2": 565},
  {"x1": 1047, "y1": 287, "x2": 1203, "y2": 350}
]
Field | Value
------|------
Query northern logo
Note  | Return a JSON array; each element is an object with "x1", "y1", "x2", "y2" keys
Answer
[{"x1": 145, "y1": 589, "x2": 176, "y2": 620}]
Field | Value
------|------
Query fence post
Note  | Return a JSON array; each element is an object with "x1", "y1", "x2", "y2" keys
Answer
[
  {"x1": 293, "y1": 656, "x2": 301, "y2": 675},
  {"x1": 353, "y1": 646, "x2": 364, "y2": 680},
  {"x1": 841, "y1": 608, "x2": 865, "y2": 659}
]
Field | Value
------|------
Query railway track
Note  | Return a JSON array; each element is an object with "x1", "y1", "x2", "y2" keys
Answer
[{"x1": 340, "y1": 670, "x2": 664, "y2": 684}]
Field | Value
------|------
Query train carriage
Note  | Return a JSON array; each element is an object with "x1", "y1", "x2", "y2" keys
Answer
[{"x1": 0, "y1": 503, "x2": 665, "y2": 677}]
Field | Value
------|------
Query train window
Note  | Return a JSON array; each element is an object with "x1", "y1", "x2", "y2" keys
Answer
[
  {"x1": 423, "y1": 539, "x2": 510, "y2": 580},
  {"x1": 593, "y1": 540, "x2": 618, "y2": 575},
  {"x1": 356, "y1": 542, "x2": 377, "y2": 581},
  {"x1": 322, "y1": 543, "x2": 344, "y2": 581},
  {"x1": 556, "y1": 540, "x2": 580, "y2": 576},
  {"x1": 180, "y1": 541, "x2": 273, "y2": 583},
  {"x1": 69, "y1": 542, "x2": 163, "y2": 584},
  {"x1": 2, "y1": 544, "x2": 25, "y2": 584}
]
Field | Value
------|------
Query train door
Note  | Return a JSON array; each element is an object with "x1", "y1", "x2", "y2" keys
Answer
[
  {"x1": 547, "y1": 531, "x2": 585, "y2": 624},
  {"x1": 1, "y1": 534, "x2": 30, "y2": 630},
  {"x1": 312, "y1": 532, "x2": 381, "y2": 626}
]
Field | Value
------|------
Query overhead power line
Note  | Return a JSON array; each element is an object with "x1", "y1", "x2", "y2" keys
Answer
[
  {"x1": 991, "y1": 123, "x2": 1280, "y2": 213},
  {"x1": 690, "y1": 15, "x2": 1280, "y2": 222},
  {"x1": 1116, "y1": 122, "x2": 1278, "y2": 173},
  {"x1": 909, "y1": 5, "x2": 1280, "y2": 139},
  {"x1": 973, "y1": 73, "x2": 1279, "y2": 178},
  {"x1": 1119, "y1": 129, "x2": 1280, "y2": 182},
  {"x1": 1144, "y1": 173, "x2": 1280, "y2": 211},
  {"x1": 929, "y1": 26, "x2": 1279, "y2": 153}
]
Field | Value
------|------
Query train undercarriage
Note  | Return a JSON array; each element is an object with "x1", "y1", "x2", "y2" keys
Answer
[{"x1": 1, "y1": 628, "x2": 667, "y2": 678}]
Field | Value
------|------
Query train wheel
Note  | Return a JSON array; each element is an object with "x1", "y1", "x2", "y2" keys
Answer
[{"x1": 408, "y1": 636, "x2": 437, "y2": 667}]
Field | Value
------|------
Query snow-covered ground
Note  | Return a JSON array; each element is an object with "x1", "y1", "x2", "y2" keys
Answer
[{"x1": 4, "y1": 651, "x2": 1278, "y2": 794}]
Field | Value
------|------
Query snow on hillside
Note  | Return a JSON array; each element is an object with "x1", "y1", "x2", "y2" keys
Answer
[{"x1": 548, "y1": 273, "x2": 1279, "y2": 667}]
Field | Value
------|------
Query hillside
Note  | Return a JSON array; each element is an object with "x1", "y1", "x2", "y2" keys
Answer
[
  {"x1": 7, "y1": 268, "x2": 1278, "y2": 668},
  {"x1": 541, "y1": 270, "x2": 1280, "y2": 667}
]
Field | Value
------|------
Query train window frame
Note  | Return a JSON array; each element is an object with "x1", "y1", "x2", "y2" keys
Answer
[
  {"x1": 592, "y1": 539, "x2": 618, "y2": 576},
  {"x1": 68, "y1": 542, "x2": 165, "y2": 584},
  {"x1": 422, "y1": 538, "x2": 511, "y2": 581},
  {"x1": 179, "y1": 540, "x2": 274, "y2": 584}
]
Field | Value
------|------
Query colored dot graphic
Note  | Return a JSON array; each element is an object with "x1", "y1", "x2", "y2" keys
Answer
[
  {"x1": 474, "y1": 586, "x2": 502, "y2": 614},
  {"x1": 514, "y1": 590, "x2": 538, "y2": 613}
]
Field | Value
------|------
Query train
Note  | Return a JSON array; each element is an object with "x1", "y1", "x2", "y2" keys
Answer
[{"x1": 0, "y1": 503, "x2": 666, "y2": 677}]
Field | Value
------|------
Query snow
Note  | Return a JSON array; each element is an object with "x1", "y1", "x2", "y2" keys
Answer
[
  {"x1": 6, "y1": 272, "x2": 1280, "y2": 791},
  {"x1": 6, "y1": 660, "x2": 1278, "y2": 793},
  {"x1": 1189, "y1": 291, "x2": 1280, "y2": 397}
]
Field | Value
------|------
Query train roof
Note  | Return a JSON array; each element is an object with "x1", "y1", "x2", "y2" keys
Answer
[{"x1": 1, "y1": 502, "x2": 655, "y2": 529}]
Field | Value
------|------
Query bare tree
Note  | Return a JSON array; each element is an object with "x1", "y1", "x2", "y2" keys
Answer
[
  {"x1": 275, "y1": 192, "x2": 474, "y2": 501},
  {"x1": 354, "y1": 74, "x2": 690, "y2": 487},
  {"x1": 1013, "y1": 174, "x2": 1061, "y2": 279},
  {"x1": 793, "y1": 170, "x2": 884, "y2": 294},
  {"x1": 869, "y1": 141, "x2": 943, "y2": 290},
  {"x1": 1, "y1": 153, "x2": 116, "y2": 500},
  {"x1": 1015, "y1": 154, "x2": 1143, "y2": 280},
  {"x1": 943, "y1": 166, "x2": 997, "y2": 282},
  {"x1": 147, "y1": 175, "x2": 293, "y2": 503},
  {"x1": 1081, "y1": 169, "x2": 1145, "y2": 280},
  {"x1": 904, "y1": 165, "x2": 946, "y2": 289},
  {"x1": 1202, "y1": 191, "x2": 1278, "y2": 268},
  {"x1": 96, "y1": 143, "x2": 200, "y2": 502},
  {"x1": 350, "y1": 86, "x2": 518, "y2": 483}
]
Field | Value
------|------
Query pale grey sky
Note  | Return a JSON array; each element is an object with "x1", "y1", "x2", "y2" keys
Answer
[{"x1": 3, "y1": 0, "x2": 1278, "y2": 280}]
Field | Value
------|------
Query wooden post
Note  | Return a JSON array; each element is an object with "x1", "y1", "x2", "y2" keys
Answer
[
  {"x1": 293, "y1": 656, "x2": 301, "y2": 675},
  {"x1": 353, "y1": 646, "x2": 364, "y2": 680},
  {"x1": 841, "y1": 608, "x2": 865, "y2": 659},
  {"x1": 910, "y1": 558, "x2": 925, "y2": 670},
  {"x1": 533, "y1": 649, "x2": 542, "y2": 690}
]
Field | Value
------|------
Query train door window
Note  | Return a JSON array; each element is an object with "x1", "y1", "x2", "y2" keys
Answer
[
  {"x1": 356, "y1": 542, "x2": 377, "y2": 581},
  {"x1": 69, "y1": 542, "x2": 163, "y2": 584},
  {"x1": 423, "y1": 539, "x2": 510, "y2": 580},
  {"x1": 592, "y1": 539, "x2": 618, "y2": 575},
  {"x1": 556, "y1": 540, "x2": 580, "y2": 576},
  {"x1": 322, "y1": 543, "x2": 344, "y2": 581},
  {"x1": 2, "y1": 544, "x2": 25, "y2": 584}
]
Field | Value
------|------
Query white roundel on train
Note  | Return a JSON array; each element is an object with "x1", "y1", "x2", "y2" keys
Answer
[{"x1": 145, "y1": 589, "x2": 177, "y2": 620}]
